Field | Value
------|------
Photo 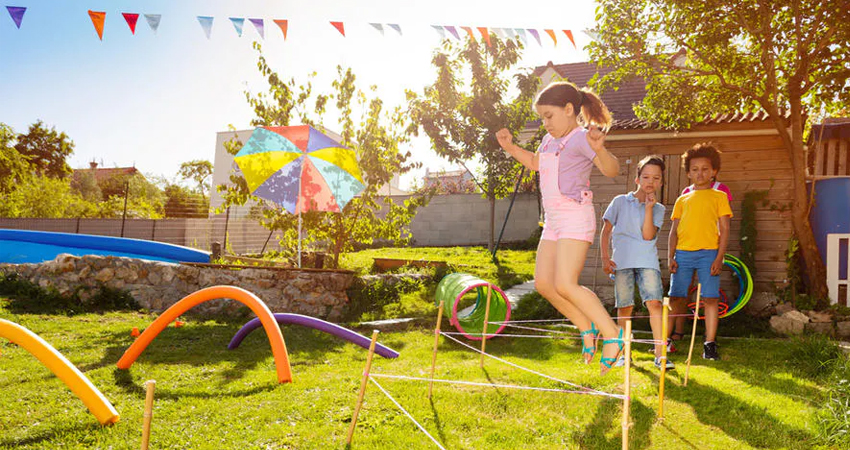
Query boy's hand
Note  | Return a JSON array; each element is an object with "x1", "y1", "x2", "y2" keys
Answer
[
  {"x1": 603, "y1": 257, "x2": 617, "y2": 275},
  {"x1": 496, "y1": 128, "x2": 513, "y2": 149},
  {"x1": 668, "y1": 258, "x2": 678, "y2": 273},
  {"x1": 586, "y1": 128, "x2": 606, "y2": 152},
  {"x1": 710, "y1": 257, "x2": 724, "y2": 275},
  {"x1": 645, "y1": 192, "x2": 657, "y2": 210}
]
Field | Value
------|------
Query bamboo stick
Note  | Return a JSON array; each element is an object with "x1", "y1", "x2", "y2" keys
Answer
[
  {"x1": 684, "y1": 283, "x2": 702, "y2": 386},
  {"x1": 428, "y1": 301, "x2": 444, "y2": 398},
  {"x1": 346, "y1": 330, "x2": 380, "y2": 445}
]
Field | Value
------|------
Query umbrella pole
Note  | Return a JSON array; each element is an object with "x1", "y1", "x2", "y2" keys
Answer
[{"x1": 297, "y1": 211, "x2": 302, "y2": 269}]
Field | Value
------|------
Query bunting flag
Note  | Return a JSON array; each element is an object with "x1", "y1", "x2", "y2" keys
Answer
[
  {"x1": 5, "y1": 6, "x2": 25, "y2": 29},
  {"x1": 563, "y1": 29, "x2": 576, "y2": 48},
  {"x1": 387, "y1": 23, "x2": 401, "y2": 35},
  {"x1": 230, "y1": 18, "x2": 244, "y2": 37},
  {"x1": 492, "y1": 28, "x2": 507, "y2": 40},
  {"x1": 431, "y1": 25, "x2": 446, "y2": 39},
  {"x1": 274, "y1": 19, "x2": 288, "y2": 39},
  {"x1": 460, "y1": 26, "x2": 474, "y2": 40},
  {"x1": 582, "y1": 28, "x2": 598, "y2": 42},
  {"x1": 197, "y1": 16, "x2": 213, "y2": 39},
  {"x1": 527, "y1": 28, "x2": 541, "y2": 46},
  {"x1": 504, "y1": 28, "x2": 517, "y2": 41},
  {"x1": 330, "y1": 21, "x2": 345, "y2": 36},
  {"x1": 445, "y1": 25, "x2": 460, "y2": 40},
  {"x1": 249, "y1": 18, "x2": 264, "y2": 39},
  {"x1": 544, "y1": 29, "x2": 557, "y2": 46},
  {"x1": 514, "y1": 28, "x2": 527, "y2": 44},
  {"x1": 88, "y1": 10, "x2": 105, "y2": 41},
  {"x1": 122, "y1": 13, "x2": 139, "y2": 34},
  {"x1": 144, "y1": 14, "x2": 161, "y2": 34},
  {"x1": 477, "y1": 27, "x2": 491, "y2": 47},
  {"x1": 370, "y1": 23, "x2": 384, "y2": 35}
]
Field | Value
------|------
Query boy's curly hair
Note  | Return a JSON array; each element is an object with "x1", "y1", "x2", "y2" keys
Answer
[
  {"x1": 637, "y1": 155, "x2": 665, "y2": 176},
  {"x1": 682, "y1": 143, "x2": 721, "y2": 171}
]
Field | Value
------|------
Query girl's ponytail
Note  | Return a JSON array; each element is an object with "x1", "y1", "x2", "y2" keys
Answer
[{"x1": 577, "y1": 88, "x2": 612, "y2": 131}]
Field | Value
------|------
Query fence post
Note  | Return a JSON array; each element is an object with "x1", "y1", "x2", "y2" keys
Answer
[
  {"x1": 120, "y1": 180, "x2": 130, "y2": 237},
  {"x1": 223, "y1": 207, "x2": 230, "y2": 255}
]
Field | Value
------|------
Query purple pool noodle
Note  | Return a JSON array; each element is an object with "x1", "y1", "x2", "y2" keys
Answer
[{"x1": 228, "y1": 313, "x2": 399, "y2": 359}]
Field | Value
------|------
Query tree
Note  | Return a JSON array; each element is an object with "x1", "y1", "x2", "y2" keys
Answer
[
  {"x1": 14, "y1": 120, "x2": 75, "y2": 179},
  {"x1": 178, "y1": 160, "x2": 213, "y2": 199},
  {"x1": 406, "y1": 35, "x2": 540, "y2": 251},
  {"x1": 163, "y1": 184, "x2": 207, "y2": 218},
  {"x1": 0, "y1": 175, "x2": 97, "y2": 218},
  {"x1": 0, "y1": 123, "x2": 31, "y2": 194},
  {"x1": 217, "y1": 43, "x2": 428, "y2": 266},
  {"x1": 588, "y1": 0, "x2": 850, "y2": 298}
]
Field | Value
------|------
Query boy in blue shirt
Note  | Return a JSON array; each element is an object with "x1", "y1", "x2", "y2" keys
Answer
[{"x1": 601, "y1": 155, "x2": 672, "y2": 369}]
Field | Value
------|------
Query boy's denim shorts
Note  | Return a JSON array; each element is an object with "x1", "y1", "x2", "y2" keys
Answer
[
  {"x1": 613, "y1": 268, "x2": 664, "y2": 308},
  {"x1": 668, "y1": 249, "x2": 721, "y2": 298}
]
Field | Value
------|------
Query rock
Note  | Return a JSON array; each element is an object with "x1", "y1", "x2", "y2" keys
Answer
[
  {"x1": 775, "y1": 302, "x2": 795, "y2": 316},
  {"x1": 770, "y1": 314, "x2": 806, "y2": 335},
  {"x1": 805, "y1": 310, "x2": 834, "y2": 323},
  {"x1": 744, "y1": 292, "x2": 779, "y2": 317},
  {"x1": 837, "y1": 321, "x2": 850, "y2": 340},
  {"x1": 94, "y1": 268, "x2": 114, "y2": 283},
  {"x1": 782, "y1": 310, "x2": 810, "y2": 323},
  {"x1": 806, "y1": 321, "x2": 836, "y2": 337}
]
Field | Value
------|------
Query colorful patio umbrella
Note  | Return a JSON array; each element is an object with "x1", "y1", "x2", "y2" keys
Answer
[{"x1": 234, "y1": 125, "x2": 365, "y2": 266}]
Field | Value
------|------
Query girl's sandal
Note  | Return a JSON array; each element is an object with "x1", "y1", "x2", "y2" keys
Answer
[
  {"x1": 600, "y1": 328, "x2": 625, "y2": 375},
  {"x1": 580, "y1": 323, "x2": 599, "y2": 364}
]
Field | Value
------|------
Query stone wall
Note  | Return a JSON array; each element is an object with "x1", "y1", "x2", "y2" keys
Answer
[{"x1": 0, "y1": 254, "x2": 354, "y2": 320}]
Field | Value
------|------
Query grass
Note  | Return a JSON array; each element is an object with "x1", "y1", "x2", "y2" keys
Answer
[{"x1": 0, "y1": 302, "x2": 840, "y2": 449}]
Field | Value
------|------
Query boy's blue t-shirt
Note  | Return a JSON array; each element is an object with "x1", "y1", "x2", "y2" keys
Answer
[{"x1": 602, "y1": 192, "x2": 666, "y2": 270}]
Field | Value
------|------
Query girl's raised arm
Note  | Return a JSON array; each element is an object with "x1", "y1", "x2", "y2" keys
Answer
[{"x1": 496, "y1": 128, "x2": 539, "y2": 171}]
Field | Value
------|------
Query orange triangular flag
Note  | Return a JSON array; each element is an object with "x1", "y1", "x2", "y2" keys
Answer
[
  {"x1": 460, "y1": 26, "x2": 475, "y2": 40},
  {"x1": 122, "y1": 13, "x2": 139, "y2": 35},
  {"x1": 330, "y1": 21, "x2": 345, "y2": 36},
  {"x1": 88, "y1": 10, "x2": 105, "y2": 41},
  {"x1": 274, "y1": 19, "x2": 288, "y2": 39},
  {"x1": 563, "y1": 30, "x2": 576, "y2": 48},
  {"x1": 477, "y1": 27, "x2": 491, "y2": 47},
  {"x1": 545, "y1": 29, "x2": 557, "y2": 46}
]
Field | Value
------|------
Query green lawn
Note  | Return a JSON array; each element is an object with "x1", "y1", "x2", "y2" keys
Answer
[{"x1": 0, "y1": 305, "x2": 837, "y2": 449}]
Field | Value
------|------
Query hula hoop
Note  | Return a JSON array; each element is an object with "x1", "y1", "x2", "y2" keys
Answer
[
  {"x1": 685, "y1": 255, "x2": 753, "y2": 319},
  {"x1": 434, "y1": 273, "x2": 511, "y2": 341},
  {"x1": 687, "y1": 287, "x2": 729, "y2": 319}
]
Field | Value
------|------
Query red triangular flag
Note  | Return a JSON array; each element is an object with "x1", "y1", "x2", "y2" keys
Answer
[
  {"x1": 544, "y1": 29, "x2": 557, "y2": 46},
  {"x1": 274, "y1": 19, "x2": 288, "y2": 39},
  {"x1": 460, "y1": 26, "x2": 475, "y2": 40},
  {"x1": 563, "y1": 30, "x2": 576, "y2": 48},
  {"x1": 330, "y1": 21, "x2": 345, "y2": 36},
  {"x1": 88, "y1": 10, "x2": 106, "y2": 41},
  {"x1": 477, "y1": 27, "x2": 491, "y2": 47},
  {"x1": 122, "y1": 13, "x2": 139, "y2": 35}
]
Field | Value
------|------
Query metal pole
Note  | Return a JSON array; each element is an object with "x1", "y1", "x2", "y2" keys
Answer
[
  {"x1": 492, "y1": 167, "x2": 526, "y2": 261},
  {"x1": 223, "y1": 206, "x2": 230, "y2": 255},
  {"x1": 297, "y1": 212, "x2": 302, "y2": 268},
  {"x1": 121, "y1": 180, "x2": 130, "y2": 237}
]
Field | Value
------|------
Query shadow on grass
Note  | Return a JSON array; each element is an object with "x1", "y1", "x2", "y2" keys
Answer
[
  {"x1": 0, "y1": 423, "x2": 103, "y2": 448},
  {"x1": 571, "y1": 396, "x2": 654, "y2": 450}
]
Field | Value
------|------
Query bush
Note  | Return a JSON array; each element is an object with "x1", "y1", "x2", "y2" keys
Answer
[
  {"x1": 0, "y1": 272, "x2": 139, "y2": 315},
  {"x1": 343, "y1": 275, "x2": 430, "y2": 322},
  {"x1": 816, "y1": 357, "x2": 850, "y2": 447},
  {"x1": 786, "y1": 334, "x2": 843, "y2": 379}
]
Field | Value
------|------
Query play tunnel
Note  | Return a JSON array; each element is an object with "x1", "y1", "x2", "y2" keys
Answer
[{"x1": 434, "y1": 273, "x2": 511, "y2": 341}]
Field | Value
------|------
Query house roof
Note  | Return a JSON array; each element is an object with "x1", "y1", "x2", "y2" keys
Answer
[
  {"x1": 72, "y1": 163, "x2": 139, "y2": 183},
  {"x1": 425, "y1": 169, "x2": 470, "y2": 178},
  {"x1": 533, "y1": 61, "x2": 785, "y2": 131}
]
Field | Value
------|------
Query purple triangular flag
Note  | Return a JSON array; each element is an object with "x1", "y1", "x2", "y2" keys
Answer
[
  {"x1": 388, "y1": 23, "x2": 402, "y2": 36},
  {"x1": 249, "y1": 18, "x2": 264, "y2": 39},
  {"x1": 527, "y1": 29, "x2": 542, "y2": 46},
  {"x1": 6, "y1": 6, "x2": 25, "y2": 29},
  {"x1": 444, "y1": 25, "x2": 460, "y2": 40}
]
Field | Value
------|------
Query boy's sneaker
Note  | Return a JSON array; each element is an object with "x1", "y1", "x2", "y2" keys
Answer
[
  {"x1": 614, "y1": 355, "x2": 632, "y2": 367},
  {"x1": 666, "y1": 338, "x2": 678, "y2": 353},
  {"x1": 654, "y1": 356, "x2": 675, "y2": 370},
  {"x1": 702, "y1": 342, "x2": 720, "y2": 360}
]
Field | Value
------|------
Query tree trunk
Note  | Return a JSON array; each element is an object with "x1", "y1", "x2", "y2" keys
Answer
[{"x1": 488, "y1": 193, "x2": 495, "y2": 252}]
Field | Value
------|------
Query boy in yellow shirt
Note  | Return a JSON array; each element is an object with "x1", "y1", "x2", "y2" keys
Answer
[{"x1": 668, "y1": 143, "x2": 732, "y2": 360}]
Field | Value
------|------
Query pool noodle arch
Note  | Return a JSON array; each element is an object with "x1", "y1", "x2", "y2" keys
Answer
[
  {"x1": 0, "y1": 318, "x2": 120, "y2": 425},
  {"x1": 116, "y1": 285, "x2": 293, "y2": 383},
  {"x1": 227, "y1": 313, "x2": 399, "y2": 359},
  {"x1": 434, "y1": 273, "x2": 511, "y2": 341}
]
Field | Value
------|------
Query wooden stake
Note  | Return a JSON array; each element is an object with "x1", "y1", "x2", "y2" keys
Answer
[
  {"x1": 658, "y1": 297, "x2": 669, "y2": 420},
  {"x1": 140, "y1": 380, "x2": 155, "y2": 450},
  {"x1": 684, "y1": 283, "x2": 701, "y2": 387},
  {"x1": 622, "y1": 320, "x2": 632, "y2": 450},
  {"x1": 479, "y1": 284, "x2": 493, "y2": 368},
  {"x1": 346, "y1": 330, "x2": 379, "y2": 445},
  {"x1": 428, "y1": 301, "x2": 445, "y2": 399}
]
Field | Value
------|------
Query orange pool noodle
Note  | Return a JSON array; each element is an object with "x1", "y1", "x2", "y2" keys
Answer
[{"x1": 116, "y1": 286, "x2": 292, "y2": 383}]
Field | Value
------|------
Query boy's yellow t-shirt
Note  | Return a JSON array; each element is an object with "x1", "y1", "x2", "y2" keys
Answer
[{"x1": 671, "y1": 189, "x2": 733, "y2": 251}]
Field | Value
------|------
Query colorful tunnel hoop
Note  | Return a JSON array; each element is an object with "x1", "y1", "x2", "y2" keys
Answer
[
  {"x1": 227, "y1": 313, "x2": 399, "y2": 359},
  {"x1": 434, "y1": 273, "x2": 511, "y2": 341},
  {"x1": 0, "y1": 318, "x2": 120, "y2": 425},
  {"x1": 116, "y1": 286, "x2": 293, "y2": 383}
]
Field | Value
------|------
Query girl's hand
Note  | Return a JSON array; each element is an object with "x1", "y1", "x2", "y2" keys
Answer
[
  {"x1": 586, "y1": 128, "x2": 606, "y2": 152},
  {"x1": 496, "y1": 128, "x2": 513, "y2": 149}
]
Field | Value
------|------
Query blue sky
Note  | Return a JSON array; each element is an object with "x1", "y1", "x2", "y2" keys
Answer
[{"x1": 0, "y1": 0, "x2": 595, "y2": 189}]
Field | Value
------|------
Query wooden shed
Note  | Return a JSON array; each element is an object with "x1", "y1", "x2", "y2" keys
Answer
[{"x1": 533, "y1": 62, "x2": 796, "y2": 297}]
